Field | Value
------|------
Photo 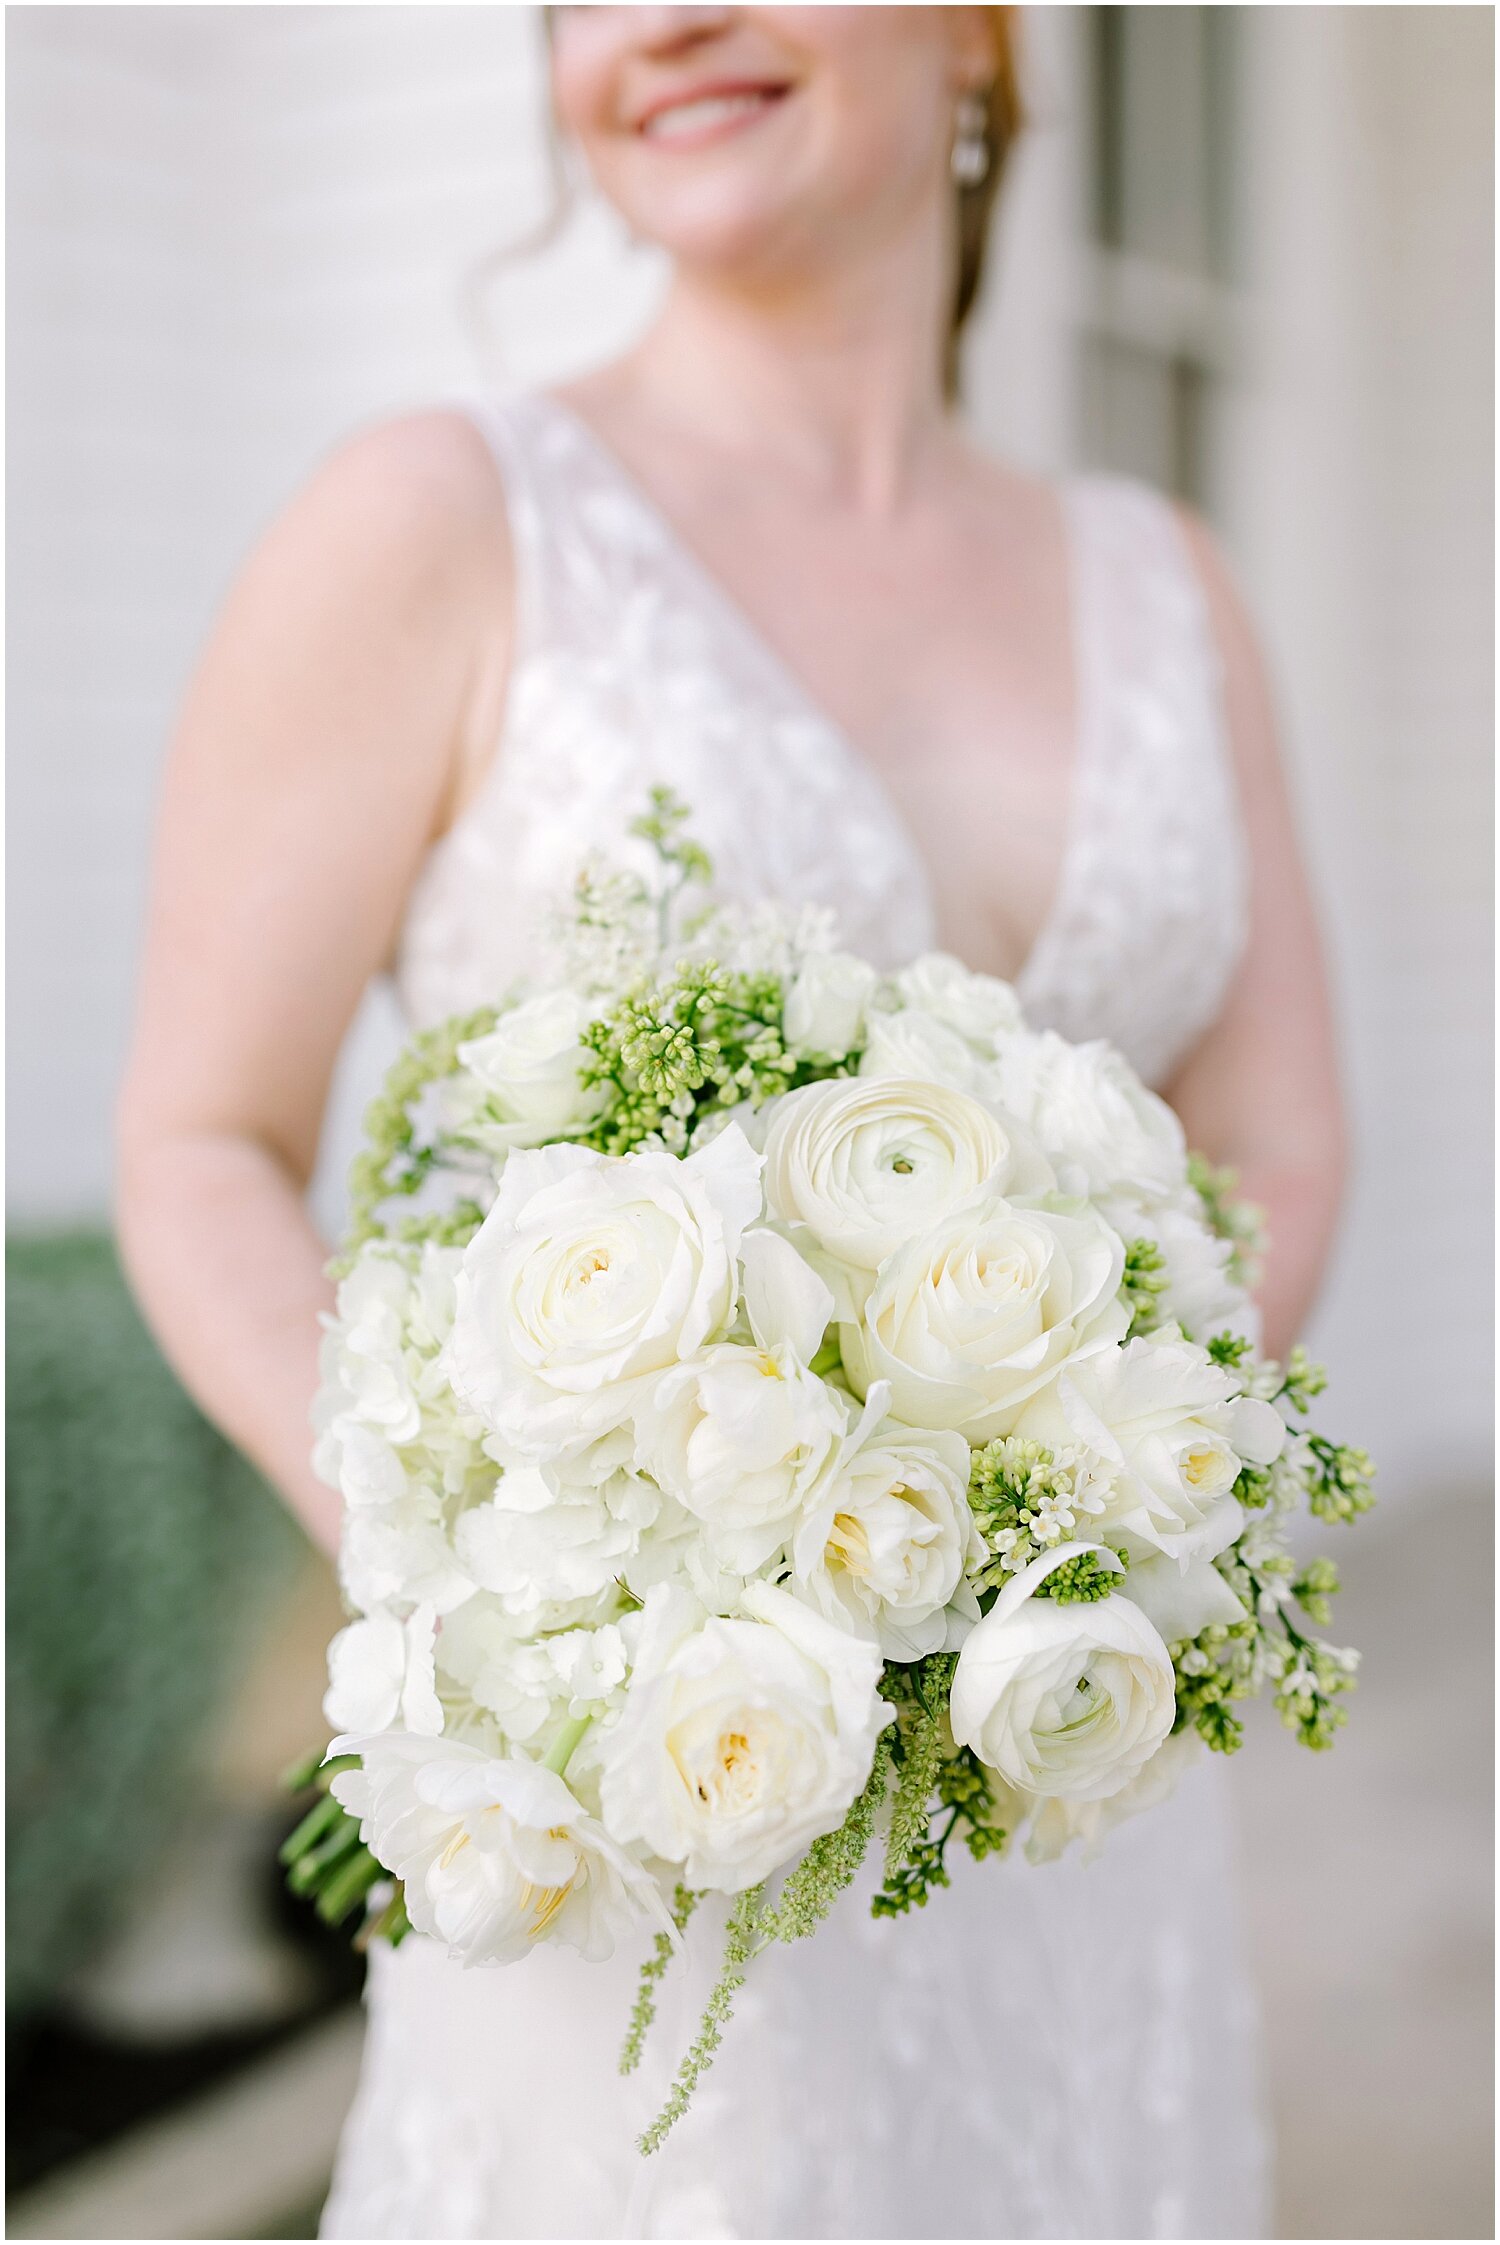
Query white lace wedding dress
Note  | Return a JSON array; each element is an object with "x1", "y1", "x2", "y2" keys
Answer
[{"x1": 319, "y1": 390, "x2": 1268, "y2": 2242}]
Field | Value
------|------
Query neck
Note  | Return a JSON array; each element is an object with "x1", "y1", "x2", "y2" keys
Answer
[{"x1": 618, "y1": 198, "x2": 957, "y2": 514}]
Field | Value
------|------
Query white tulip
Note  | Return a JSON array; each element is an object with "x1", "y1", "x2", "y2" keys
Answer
[
  {"x1": 1013, "y1": 1331, "x2": 1284, "y2": 1569},
  {"x1": 599, "y1": 1581, "x2": 889, "y2": 1891},
  {"x1": 330, "y1": 1733, "x2": 670, "y2": 1964},
  {"x1": 950, "y1": 1545, "x2": 1175, "y2": 1800}
]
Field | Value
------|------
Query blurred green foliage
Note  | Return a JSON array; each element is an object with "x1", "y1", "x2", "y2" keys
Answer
[{"x1": 6, "y1": 1230, "x2": 303, "y2": 2023}]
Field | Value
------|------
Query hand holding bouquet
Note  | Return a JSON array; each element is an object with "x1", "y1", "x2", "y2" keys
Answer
[{"x1": 287, "y1": 793, "x2": 1372, "y2": 2151}]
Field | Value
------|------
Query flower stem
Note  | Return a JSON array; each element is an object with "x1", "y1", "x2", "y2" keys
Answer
[{"x1": 543, "y1": 1715, "x2": 591, "y2": 1775}]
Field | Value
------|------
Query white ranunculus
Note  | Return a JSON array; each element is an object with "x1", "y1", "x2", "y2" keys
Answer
[
  {"x1": 782, "y1": 950, "x2": 879, "y2": 1060},
  {"x1": 454, "y1": 992, "x2": 609, "y2": 1152},
  {"x1": 330, "y1": 1733, "x2": 670, "y2": 1963},
  {"x1": 842, "y1": 1192, "x2": 1129, "y2": 1441},
  {"x1": 792, "y1": 1386, "x2": 980, "y2": 1660},
  {"x1": 599, "y1": 1581, "x2": 889, "y2": 1891},
  {"x1": 858, "y1": 1008, "x2": 992, "y2": 1095},
  {"x1": 894, "y1": 953, "x2": 1026, "y2": 1047},
  {"x1": 324, "y1": 1604, "x2": 442, "y2": 1736},
  {"x1": 453, "y1": 1463, "x2": 660, "y2": 1631},
  {"x1": 950, "y1": 1545, "x2": 1175, "y2": 1800},
  {"x1": 338, "y1": 1489, "x2": 474, "y2": 1618},
  {"x1": 1013, "y1": 1331, "x2": 1285, "y2": 1569},
  {"x1": 762, "y1": 1077, "x2": 1053, "y2": 1294},
  {"x1": 636, "y1": 1340, "x2": 846, "y2": 1573},
  {"x1": 443, "y1": 1126, "x2": 764, "y2": 1460},
  {"x1": 990, "y1": 1029, "x2": 1188, "y2": 1201},
  {"x1": 1025, "y1": 1729, "x2": 1203, "y2": 1863}
]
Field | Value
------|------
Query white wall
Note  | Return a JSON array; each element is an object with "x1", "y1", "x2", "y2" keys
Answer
[
  {"x1": 1221, "y1": 5, "x2": 1494, "y2": 1493},
  {"x1": 8, "y1": 6, "x2": 1492, "y2": 1498}
]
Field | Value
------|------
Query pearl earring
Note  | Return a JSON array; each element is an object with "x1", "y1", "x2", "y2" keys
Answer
[{"x1": 951, "y1": 90, "x2": 991, "y2": 188}]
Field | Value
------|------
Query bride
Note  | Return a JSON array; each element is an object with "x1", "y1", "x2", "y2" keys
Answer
[{"x1": 116, "y1": 8, "x2": 1345, "y2": 2237}]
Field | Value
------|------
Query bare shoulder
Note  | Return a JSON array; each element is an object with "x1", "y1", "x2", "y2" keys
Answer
[{"x1": 245, "y1": 405, "x2": 513, "y2": 619}]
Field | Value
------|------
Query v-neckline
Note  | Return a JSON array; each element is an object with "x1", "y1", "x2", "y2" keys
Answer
[{"x1": 532, "y1": 387, "x2": 1092, "y2": 992}]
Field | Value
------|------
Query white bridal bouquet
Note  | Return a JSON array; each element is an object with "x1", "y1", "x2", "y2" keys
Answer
[{"x1": 286, "y1": 793, "x2": 1372, "y2": 2152}]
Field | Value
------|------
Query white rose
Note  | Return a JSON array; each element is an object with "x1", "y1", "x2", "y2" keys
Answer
[
  {"x1": 950, "y1": 1545, "x2": 1175, "y2": 1800},
  {"x1": 990, "y1": 1030, "x2": 1188, "y2": 1200},
  {"x1": 453, "y1": 992, "x2": 609, "y2": 1152},
  {"x1": 782, "y1": 950, "x2": 879, "y2": 1060},
  {"x1": 1025, "y1": 1729, "x2": 1203, "y2": 1863},
  {"x1": 443, "y1": 1126, "x2": 764, "y2": 1460},
  {"x1": 330, "y1": 1733, "x2": 670, "y2": 1964},
  {"x1": 324, "y1": 1604, "x2": 442, "y2": 1736},
  {"x1": 453, "y1": 1462, "x2": 659, "y2": 1630},
  {"x1": 791, "y1": 1385, "x2": 980, "y2": 1661},
  {"x1": 1013, "y1": 1331, "x2": 1284, "y2": 1568},
  {"x1": 843, "y1": 1192, "x2": 1129, "y2": 1440},
  {"x1": 1102, "y1": 1188, "x2": 1259, "y2": 1348},
  {"x1": 599, "y1": 1581, "x2": 889, "y2": 1891},
  {"x1": 894, "y1": 953, "x2": 1026, "y2": 1046},
  {"x1": 763, "y1": 1076, "x2": 1052, "y2": 1292}
]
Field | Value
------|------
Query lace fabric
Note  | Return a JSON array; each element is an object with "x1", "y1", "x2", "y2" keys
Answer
[{"x1": 323, "y1": 387, "x2": 1266, "y2": 2241}]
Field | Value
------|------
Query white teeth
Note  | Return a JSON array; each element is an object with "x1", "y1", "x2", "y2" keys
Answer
[{"x1": 643, "y1": 91, "x2": 776, "y2": 141}]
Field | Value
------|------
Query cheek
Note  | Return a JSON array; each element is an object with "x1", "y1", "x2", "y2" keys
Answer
[{"x1": 547, "y1": 12, "x2": 626, "y2": 146}]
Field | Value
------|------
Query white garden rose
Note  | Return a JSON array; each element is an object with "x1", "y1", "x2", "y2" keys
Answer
[
  {"x1": 599, "y1": 1580, "x2": 889, "y2": 1891},
  {"x1": 990, "y1": 1029, "x2": 1188, "y2": 1200},
  {"x1": 842, "y1": 1191, "x2": 1129, "y2": 1440},
  {"x1": 950, "y1": 1545, "x2": 1175, "y2": 1800},
  {"x1": 782, "y1": 950, "x2": 879, "y2": 1060},
  {"x1": 636, "y1": 1341, "x2": 845, "y2": 1573},
  {"x1": 894, "y1": 952, "x2": 1026, "y2": 1047},
  {"x1": 330, "y1": 1733, "x2": 670, "y2": 1963},
  {"x1": 454, "y1": 992, "x2": 609, "y2": 1152},
  {"x1": 858, "y1": 1008, "x2": 993, "y2": 1095},
  {"x1": 453, "y1": 1462, "x2": 660, "y2": 1631},
  {"x1": 762, "y1": 1077, "x2": 1052, "y2": 1298},
  {"x1": 1024, "y1": 1728, "x2": 1203, "y2": 1863},
  {"x1": 443, "y1": 1127, "x2": 763, "y2": 1460},
  {"x1": 791, "y1": 1385, "x2": 980, "y2": 1661},
  {"x1": 324, "y1": 1604, "x2": 442, "y2": 1737},
  {"x1": 1013, "y1": 1331, "x2": 1285, "y2": 1568}
]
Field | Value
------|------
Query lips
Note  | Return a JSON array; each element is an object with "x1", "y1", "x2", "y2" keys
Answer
[{"x1": 637, "y1": 81, "x2": 791, "y2": 145}]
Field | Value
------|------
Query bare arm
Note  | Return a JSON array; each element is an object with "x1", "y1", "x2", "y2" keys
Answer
[
  {"x1": 116, "y1": 410, "x2": 512, "y2": 1555},
  {"x1": 1163, "y1": 515, "x2": 1348, "y2": 1360}
]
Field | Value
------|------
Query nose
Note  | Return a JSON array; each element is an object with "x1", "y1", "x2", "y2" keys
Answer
[{"x1": 630, "y1": 7, "x2": 737, "y2": 58}]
